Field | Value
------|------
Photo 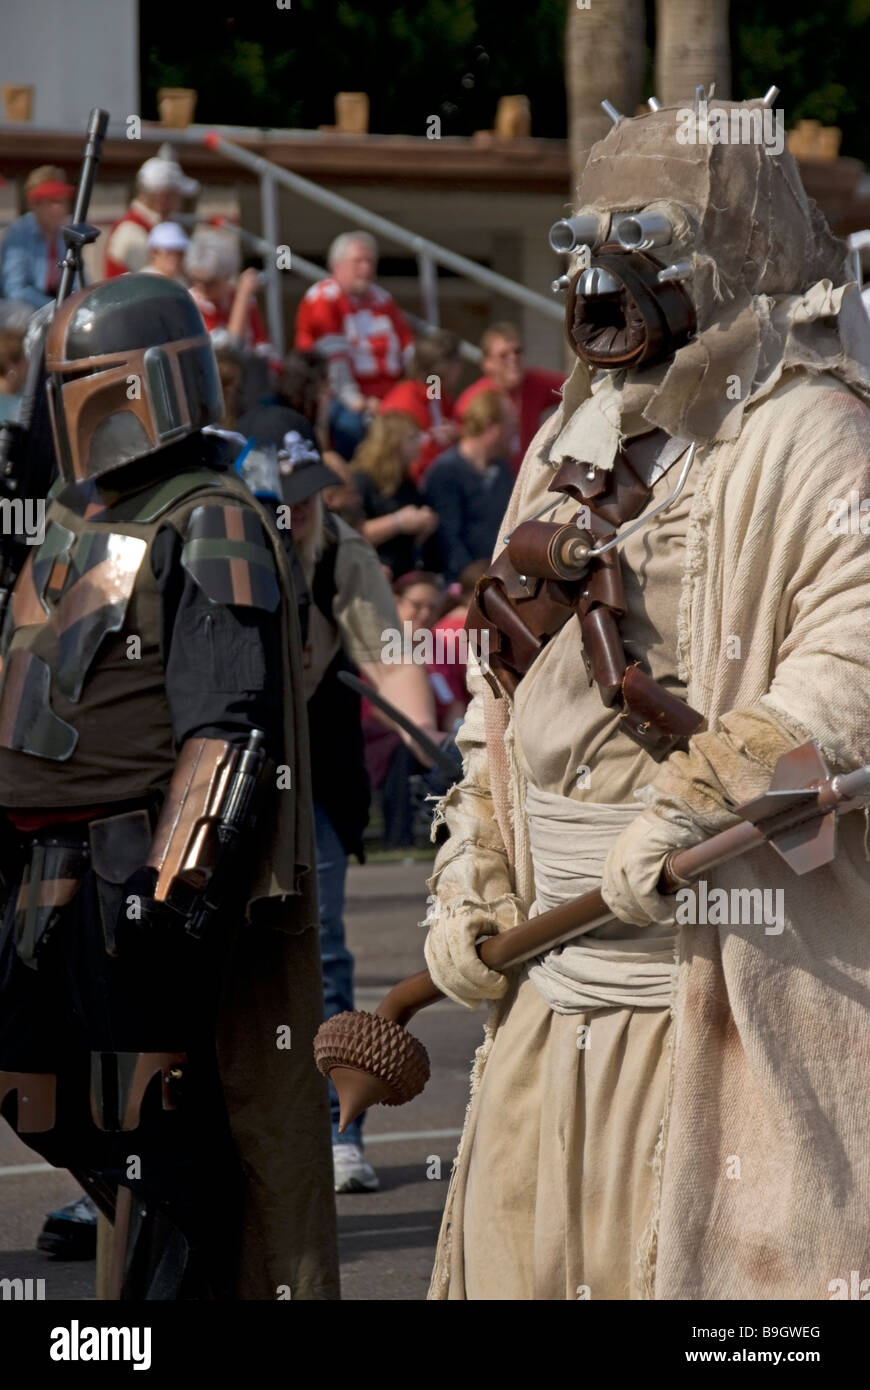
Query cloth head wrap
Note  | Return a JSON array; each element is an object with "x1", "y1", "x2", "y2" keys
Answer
[{"x1": 552, "y1": 99, "x2": 870, "y2": 469}]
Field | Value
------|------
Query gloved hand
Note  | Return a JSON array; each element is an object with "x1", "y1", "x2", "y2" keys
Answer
[
  {"x1": 601, "y1": 810, "x2": 700, "y2": 927},
  {"x1": 602, "y1": 706, "x2": 805, "y2": 928},
  {"x1": 114, "y1": 865, "x2": 172, "y2": 947},
  {"x1": 423, "y1": 890, "x2": 525, "y2": 1009}
]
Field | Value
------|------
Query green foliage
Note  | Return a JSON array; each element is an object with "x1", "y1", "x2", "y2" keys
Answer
[
  {"x1": 142, "y1": 0, "x2": 565, "y2": 136},
  {"x1": 732, "y1": 0, "x2": 870, "y2": 158},
  {"x1": 142, "y1": 1, "x2": 870, "y2": 159}
]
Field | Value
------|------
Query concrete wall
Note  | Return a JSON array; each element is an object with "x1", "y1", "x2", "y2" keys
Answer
[{"x1": 0, "y1": 0, "x2": 138, "y2": 130}]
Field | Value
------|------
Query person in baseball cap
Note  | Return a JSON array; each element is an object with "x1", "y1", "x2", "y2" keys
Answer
[
  {"x1": 24, "y1": 165, "x2": 75, "y2": 203},
  {"x1": 103, "y1": 149, "x2": 200, "y2": 279},
  {"x1": 0, "y1": 165, "x2": 74, "y2": 311},
  {"x1": 236, "y1": 404, "x2": 341, "y2": 504},
  {"x1": 143, "y1": 220, "x2": 190, "y2": 282}
]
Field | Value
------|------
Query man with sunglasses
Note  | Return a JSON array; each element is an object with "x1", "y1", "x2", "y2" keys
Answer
[{"x1": 454, "y1": 321, "x2": 564, "y2": 471}]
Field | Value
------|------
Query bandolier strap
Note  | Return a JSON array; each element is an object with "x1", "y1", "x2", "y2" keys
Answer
[{"x1": 466, "y1": 429, "x2": 706, "y2": 761}]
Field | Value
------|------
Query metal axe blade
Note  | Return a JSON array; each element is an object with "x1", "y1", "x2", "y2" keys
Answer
[{"x1": 735, "y1": 741, "x2": 838, "y2": 874}]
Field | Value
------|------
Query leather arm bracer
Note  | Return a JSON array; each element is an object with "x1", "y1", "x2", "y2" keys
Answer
[{"x1": 146, "y1": 733, "x2": 266, "y2": 918}]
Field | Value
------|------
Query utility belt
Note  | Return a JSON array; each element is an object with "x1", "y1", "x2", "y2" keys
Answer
[
  {"x1": 0, "y1": 805, "x2": 189, "y2": 1139},
  {"x1": 3, "y1": 725, "x2": 269, "y2": 970},
  {"x1": 466, "y1": 428, "x2": 706, "y2": 761},
  {"x1": 3, "y1": 801, "x2": 156, "y2": 969}
]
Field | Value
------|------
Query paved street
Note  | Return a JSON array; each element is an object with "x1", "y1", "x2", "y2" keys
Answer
[{"x1": 0, "y1": 858, "x2": 484, "y2": 1300}]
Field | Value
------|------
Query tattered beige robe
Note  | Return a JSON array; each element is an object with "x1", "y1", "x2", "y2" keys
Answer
[
  {"x1": 428, "y1": 366, "x2": 870, "y2": 1301},
  {"x1": 425, "y1": 102, "x2": 870, "y2": 1301}
]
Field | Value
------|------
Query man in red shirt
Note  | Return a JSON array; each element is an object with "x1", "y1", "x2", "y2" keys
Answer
[
  {"x1": 295, "y1": 230, "x2": 414, "y2": 459},
  {"x1": 454, "y1": 320, "x2": 564, "y2": 471},
  {"x1": 378, "y1": 329, "x2": 462, "y2": 483}
]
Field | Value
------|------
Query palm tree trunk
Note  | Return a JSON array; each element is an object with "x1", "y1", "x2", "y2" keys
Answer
[
  {"x1": 655, "y1": 0, "x2": 731, "y2": 107},
  {"x1": 565, "y1": 0, "x2": 647, "y2": 191}
]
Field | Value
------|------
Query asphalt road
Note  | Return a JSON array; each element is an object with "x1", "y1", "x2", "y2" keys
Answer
[{"x1": 0, "y1": 858, "x2": 484, "y2": 1301}]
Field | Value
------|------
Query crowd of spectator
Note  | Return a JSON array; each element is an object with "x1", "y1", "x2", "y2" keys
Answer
[{"x1": 0, "y1": 154, "x2": 565, "y2": 849}]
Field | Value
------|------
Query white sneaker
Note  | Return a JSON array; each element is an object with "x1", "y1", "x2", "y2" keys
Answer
[{"x1": 332, "y1": 1142, "x2": 379, "y2": 1193}]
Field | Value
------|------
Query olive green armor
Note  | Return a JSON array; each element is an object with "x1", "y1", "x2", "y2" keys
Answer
[{"x1": 0, "y1": 466, "x2": 278, "y2": 809}]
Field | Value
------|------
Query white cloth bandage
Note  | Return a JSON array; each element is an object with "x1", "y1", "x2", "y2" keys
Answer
[{"x1": 524, "y1": 787, "x2": 680, "y2": 1013}]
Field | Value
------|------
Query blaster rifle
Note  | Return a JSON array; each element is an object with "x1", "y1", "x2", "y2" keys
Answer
[
  {"x1": 184, "y1": 729, "x2": 268, "y2": 939},
  {"x1": 0, "y1": 106, "x2": 109, "y2": 625}
]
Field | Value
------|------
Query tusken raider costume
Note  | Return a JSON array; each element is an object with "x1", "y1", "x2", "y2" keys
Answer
[
  {"x1": 424, "y1": 95, "x2": 870, "y2": 1299},
  {"x1": 0, "y1": 274, "x2": 339, "y2": 1299}
]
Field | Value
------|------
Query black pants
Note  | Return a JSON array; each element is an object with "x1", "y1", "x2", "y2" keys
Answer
[{"x1": 0, "y1": 839, "x2": 243, "y2": 1298}]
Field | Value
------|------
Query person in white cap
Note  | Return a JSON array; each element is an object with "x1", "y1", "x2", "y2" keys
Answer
[
  {"x1": 103, "y1": 152, "x2": 199, "y2": 278},
  {"x1": 142, "y1": 220, "x2": 190, "y2": 282}
]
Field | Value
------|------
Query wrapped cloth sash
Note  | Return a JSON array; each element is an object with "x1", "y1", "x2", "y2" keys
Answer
[{"x1": 524, "y1": 784, "x2": 676, "y2": 1014}]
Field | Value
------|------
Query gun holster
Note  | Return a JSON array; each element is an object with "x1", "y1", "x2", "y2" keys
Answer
[
  {"x1": 89, "y1": 808, "x2": 154, "y2": 956},
  {"x1": 466, "y1": 430, "x2": 706, "y2": 761},
  {"x1": 13, "y1": 834, "x2": 89, "y2": 969}
]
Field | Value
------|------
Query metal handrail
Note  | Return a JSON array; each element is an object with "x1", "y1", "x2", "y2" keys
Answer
[{"x1": 197, "y1": 130, "x2": 564, "y2": 324}]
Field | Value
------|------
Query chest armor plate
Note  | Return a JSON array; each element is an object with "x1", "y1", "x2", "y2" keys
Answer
[
  {"x1": 0, "y1": 470, "x2": 222, "y2": 808},
  {"x1": 0, "y1": 518, "x2": 149, "y2": 761}
]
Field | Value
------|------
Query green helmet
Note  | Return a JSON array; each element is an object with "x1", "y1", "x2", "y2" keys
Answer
[{"x1": 44, "y1": 273, "x2": 224, "y2": 483}]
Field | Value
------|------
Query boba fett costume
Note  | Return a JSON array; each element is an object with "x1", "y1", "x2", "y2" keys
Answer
[{"x1": 0, "y1": 275, "x2": 339, "y2": 1300}]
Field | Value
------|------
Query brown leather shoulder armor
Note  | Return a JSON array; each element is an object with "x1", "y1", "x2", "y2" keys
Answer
[{"x1": 180, "y1": 503, "x2": 280, "y2": 611}]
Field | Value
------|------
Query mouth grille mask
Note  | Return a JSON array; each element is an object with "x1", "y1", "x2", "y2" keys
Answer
[{"x1": 564, "y1": 244, "x2": 696, "y2": 369}]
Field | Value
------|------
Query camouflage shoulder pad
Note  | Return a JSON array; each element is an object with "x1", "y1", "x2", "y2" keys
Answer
[{"x1": 180, "y1": 503, "x2": 280, "y2": 611}]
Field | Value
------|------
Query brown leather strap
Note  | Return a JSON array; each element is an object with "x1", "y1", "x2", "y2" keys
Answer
[
  {"x1": 0, "y1": 1070, "x2": 57, "y2": 1132},
  {"x1": 108, "y1": 1186, "x2": 132, "y2": 1301},
  {"x1": 568, "y1": 433, "x2": 705, "y2": 758},
  {"x1": 465, "y1": 430, "x2": 706, "y2": 758}
]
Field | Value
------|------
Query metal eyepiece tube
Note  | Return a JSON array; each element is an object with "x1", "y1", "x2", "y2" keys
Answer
[
  {"x1": 548, "y1": 213, "x2": 606, "y2": 255},
  {"x1": 657, "y1": 259, "x2": 694, "y2": 284},
  {"x1": 614, "y1": 210, "x2": 675, "y2": 252}
]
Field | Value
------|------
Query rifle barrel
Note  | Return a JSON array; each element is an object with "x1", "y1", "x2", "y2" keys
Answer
[{"x1": 56, "y1": 107, "x2": 109, "y2": 306}]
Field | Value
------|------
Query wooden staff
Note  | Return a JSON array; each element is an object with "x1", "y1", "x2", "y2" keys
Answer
[{"x1": 314, "y1": 742, "x2": 870, "y2": 1130}]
